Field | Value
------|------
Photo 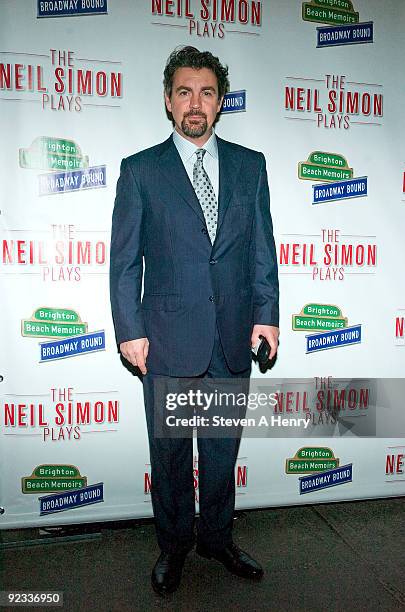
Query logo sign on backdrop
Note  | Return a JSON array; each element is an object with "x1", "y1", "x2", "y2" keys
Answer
[
  {"x1": 2, "y1": 387, "x2": 119, "y2": 443},
  {"x1": 221, "y1": 90, "x2": 246, "y2": 114},
  {"x1": 0, "y1": 49, "x2": 122, "y2": 112},
  {"x1": 285, "y1": 447, "x2": 352, "y2": 494},
  {"x1": 39, "y1": 165, "x2": 106, "y2": 196},
  {"x1": 19, "y1": 137, "x2": 107, "y2": 195},
  {"x1": 37, "y1": 1, "x2": 108, "y2": 18},
  {"x1": 284, "y1": 74, "x2": 383, "y2": 129},
  {"x1": 292, "y1": 303, "x2": 348, "y2": 331},
  {"x1": 19, "y1": 137, "x2": 89, "y2": 170},
  {"x1": 395, "y1": 313, "x2": 405, "y2": 346},
  {"x1": 312, "y1": 176, "x2": 368, "y2": 205},
  {"x1": 21, "y1": 308, "x2": 88, "y2": 339},
  {"x1": 286, "y1": 446, "x2": 339, "y2": 473},
  {"x1": 39, "y1": 483, "x2": 104, "y2": 516},
  {"x1": 301, "y1": 0, "x2": 373, "y2": 47},
  {"x1": 21, "y1": 308, "x2": 105, "y2": 362},
  {"x1": 22, "y1": 464, "x2": 88, "y2": 494},
  {"x1": 150, "y1": 0, "x2": 262, "y2": 39},
  {"x1": 299, "y1": 464, "x2": 353, "y2": 494},
  {"x1": 385, "y1": 448, "x2": 405, "y2": 482},
  {"x1": 279, "y1": 229, "x2": 377, "y2": 282},
  {"x1": 306, "y1": 325, "x2": 362, "y2": 353},
  {"x1": 292, "y1": 303, "x2": 362, "y2": 353},
  {"x1": 298, "y1": 151, "x2": 353, "y2": 182},
  {"x1": 285, "y1": 446, "x2": 352, "y2": 495},
  {"x1": 302, "y1": 0, "x2": 359, "y2": 25},
  {"x1": 297, "y1": 150, "x2": 368, "y2": 205},
  {"x1": 316, "y1": 22, "x2": 373, "y2": 47},
  {"x1": 2, "y1": 224, "x2": 108, "y2": 282},
  {"x1": 268, "y1": 377, "x2": 371, "y2": 431},
  {"x1": 39, "y1": 330, "x2": 106, "y2": 362}
]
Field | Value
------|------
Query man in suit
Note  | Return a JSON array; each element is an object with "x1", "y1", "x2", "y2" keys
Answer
[{"x1": 110, "y1": 46, "x2": 279, "y2": 595}]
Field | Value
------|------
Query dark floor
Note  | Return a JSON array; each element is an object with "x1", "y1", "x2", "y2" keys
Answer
[{"x1": 1, "y1": 497, "x2": 405, "y2": 612}]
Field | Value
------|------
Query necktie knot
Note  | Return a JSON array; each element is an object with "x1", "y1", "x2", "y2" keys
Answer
[{"x1": 195, "y1": 148, "x2": 206, "y2": 163}]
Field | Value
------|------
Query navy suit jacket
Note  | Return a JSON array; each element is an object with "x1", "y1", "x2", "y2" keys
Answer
[{"x1": 110, "y1": 134, "x2": 279, "y2": 376}]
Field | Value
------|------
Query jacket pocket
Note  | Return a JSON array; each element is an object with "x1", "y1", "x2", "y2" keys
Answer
[{"x1": 141, "y1": 294, "x2": 181, "y2": 311}]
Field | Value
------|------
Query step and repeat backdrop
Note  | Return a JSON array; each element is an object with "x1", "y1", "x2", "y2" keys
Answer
[{"x1": 0, "y1": 0, "x2": 404, "y2": 528}]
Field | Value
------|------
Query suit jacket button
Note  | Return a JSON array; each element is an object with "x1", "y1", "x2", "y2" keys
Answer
[
  {"x1": 201, "y1": 228, "x2": 208, "y2": 235},
  {"x1": 209, "y1": 259, "x2": 217, "y2": 265},
  {"x1": 209, "y1": 295, "x2": 215, "y2": 302}
]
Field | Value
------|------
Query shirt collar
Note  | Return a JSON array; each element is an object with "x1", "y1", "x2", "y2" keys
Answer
[{"x1": 172, "y1": 128, "x2": 218, "y2": 163}]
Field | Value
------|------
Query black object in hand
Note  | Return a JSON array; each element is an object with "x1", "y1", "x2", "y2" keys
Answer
[{"x1": 252, "y1": 335, "x2": 271, "y2": 366}]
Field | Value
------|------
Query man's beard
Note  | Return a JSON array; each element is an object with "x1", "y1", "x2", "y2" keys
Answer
[{"x1": 181, "y1": 111, "x2": 208, "y2": 138}]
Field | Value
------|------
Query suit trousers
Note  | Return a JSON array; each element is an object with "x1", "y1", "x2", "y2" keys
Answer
[{"x1": 142, "y1": 321, "x2": 251, "y2": 555}]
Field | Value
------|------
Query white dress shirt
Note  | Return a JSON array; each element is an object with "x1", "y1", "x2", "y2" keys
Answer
[{"x1": 172, "y1": 128, "x2": 219, "y2": 200}]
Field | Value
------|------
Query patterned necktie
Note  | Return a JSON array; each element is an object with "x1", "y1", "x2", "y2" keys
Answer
[{"x1": 193, "y1": 148, "x2": 218, "y2": 244}]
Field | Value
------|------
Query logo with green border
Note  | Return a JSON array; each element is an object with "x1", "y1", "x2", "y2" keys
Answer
[
  {"x1": 19, "y1": 136, "x2": 107, "y2": 195},
  {"x1": 19, "y1": 137, "x2": 89, "y2": 171},
  {"x1": 22, "y1": 464, "x2": 88, "y2": 494},
  {"x1": 302, "y1": 0, "x2": 359, "y2": 25},
  {"x1": 21, "y1": 307, "x2": 88, "y2": 339},
  {"x1": 298, "y1": 151, "x2": 353, "y2": 182},
  {"x1": 301, "y1": 0, "x2": 373, "y2": 49},
  {"x1": 298, "y1": 151, "x2": 368, "y2": 204},
  {"x1": 286, "y1": 447, "x2": 340, "y2": 474},
  {"x1": 292, "y1": 303, "x2": 348, "y2": 331}
]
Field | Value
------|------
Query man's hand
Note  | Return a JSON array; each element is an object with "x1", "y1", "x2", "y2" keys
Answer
[
  {"x1": 251, "y1": 325, "x2": 279, "y2": 361},
  {"x1": 119, "y1": 338, "x2": 149, "y2": 375}
]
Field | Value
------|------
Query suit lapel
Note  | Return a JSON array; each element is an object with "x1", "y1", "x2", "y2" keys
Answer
[
  {"x1": 157, "y1": 135, "x2": 206, "y2": 225},
  {"x1": 216, "y1": 136, "x2": 242, "y2": 237}
]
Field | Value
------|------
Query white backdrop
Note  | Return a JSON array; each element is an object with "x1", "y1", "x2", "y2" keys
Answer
[{"x1": 1, "y1": 0, "x2": 404, "y2": 528}]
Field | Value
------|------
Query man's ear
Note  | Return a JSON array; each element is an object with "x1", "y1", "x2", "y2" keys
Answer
[
  {"x1": 217, "y1": 96, "x2": 224, "y2": 113},
  {"x1": 164, "y1": 92, "x2": 172, "y2": 114}
]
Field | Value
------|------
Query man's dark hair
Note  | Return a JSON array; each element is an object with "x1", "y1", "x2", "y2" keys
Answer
[{"x1": 163, "y1": 46, "x2": 230, "y2": 100}]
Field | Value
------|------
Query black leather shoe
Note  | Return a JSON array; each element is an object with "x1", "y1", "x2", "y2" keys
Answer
[
  {"x1": 196, "y1": 543, "x2": 264, "y2": 579},
  {"x1": 151, "y1": 551, "x2": 187, "y2": 595}
]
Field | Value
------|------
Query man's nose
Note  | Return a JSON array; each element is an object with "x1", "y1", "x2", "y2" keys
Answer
[{"x1": 190, "y1": 93, "x2": 200, "y2": 109}]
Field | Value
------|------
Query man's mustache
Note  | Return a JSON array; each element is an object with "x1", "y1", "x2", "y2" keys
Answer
[{"x1": 183, "y1": 110, "x2": 207, "y2": 119}]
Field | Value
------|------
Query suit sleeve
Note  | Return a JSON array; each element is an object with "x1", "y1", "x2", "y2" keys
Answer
[
  {"x1": 109, "y1": 157, "x2": 146, "y2": 346},
  {"x1": 252, "y1": 153, "x2": 279, "y2": 327}
]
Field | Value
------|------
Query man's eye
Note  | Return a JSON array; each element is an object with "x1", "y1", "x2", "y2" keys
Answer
[
  {"x1": 203, "y1": 91, "x2": 213, "y2": 96},
  {"x1": 179, "y1": 91, "x2": 188, "y2": 96}
]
